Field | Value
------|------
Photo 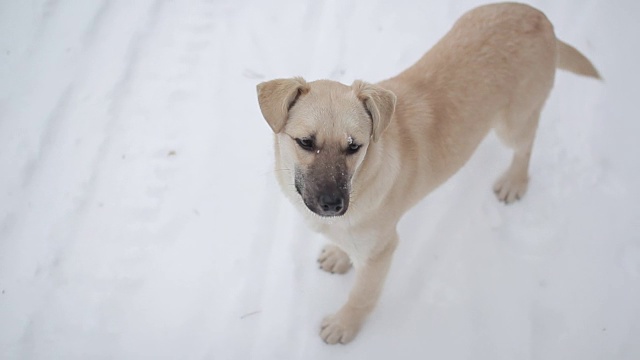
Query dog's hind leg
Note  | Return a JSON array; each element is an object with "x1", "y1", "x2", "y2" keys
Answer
[{"x1": 493, "y1": 108, "x2": 541, "y2": 204}]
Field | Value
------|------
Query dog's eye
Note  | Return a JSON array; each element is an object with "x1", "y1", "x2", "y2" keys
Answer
[
  {"x1": 296, "y1": 138, "x2": 314, "y2": 151},
  {"x1": 346, "y1": 143, "x2": 361, "y2": 155}
]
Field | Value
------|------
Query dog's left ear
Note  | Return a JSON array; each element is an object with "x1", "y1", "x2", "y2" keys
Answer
[
  {"x1": 256, "y1": 77, "x2": 310, "y2": 133},
  {"x1": 352, "y1": 80, "x2": 397, "y2": 142}
]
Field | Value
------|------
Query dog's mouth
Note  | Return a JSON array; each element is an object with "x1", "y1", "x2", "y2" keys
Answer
[{"x1": 295, "y1": 175, "x2": 349, "y2": 217}]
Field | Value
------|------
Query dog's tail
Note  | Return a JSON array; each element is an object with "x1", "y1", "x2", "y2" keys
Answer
[{"x1": 556, "y1": 39, "x2": 601, "y2": 79}]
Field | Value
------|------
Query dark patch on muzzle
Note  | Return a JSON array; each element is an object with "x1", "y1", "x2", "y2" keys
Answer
[{"x1": 294, "y1": 153, "x2": 350, "y2": 217}]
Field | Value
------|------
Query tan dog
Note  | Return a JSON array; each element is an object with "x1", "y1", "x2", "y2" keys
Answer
[{"x1": 256, "y1": 2, "x2": 599, "y2": 344}]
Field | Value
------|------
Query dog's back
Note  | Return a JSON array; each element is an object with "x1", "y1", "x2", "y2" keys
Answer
[{"x1": 377, "y1": 2, "x2": 597, "y2": 205}]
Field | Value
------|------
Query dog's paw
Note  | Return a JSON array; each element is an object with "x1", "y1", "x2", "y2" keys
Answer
[
  {"x1": 317, "y1": 244, "x2": 351, "y2": 274},
  {"x1": 320, "y1": 312, "x2": 360, "y2": 344},
  {"x1": 493, "y1": 173, "x2": 529, "y2": 204}
]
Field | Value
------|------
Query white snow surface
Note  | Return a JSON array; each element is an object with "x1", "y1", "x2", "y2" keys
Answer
[{"x1": 1, "y1": 0, "x2": 639, "y2": 359}]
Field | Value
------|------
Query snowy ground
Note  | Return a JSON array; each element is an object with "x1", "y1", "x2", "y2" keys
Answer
[{"x1": 1, "y1": 0, "x2": 639, "y2": 359}]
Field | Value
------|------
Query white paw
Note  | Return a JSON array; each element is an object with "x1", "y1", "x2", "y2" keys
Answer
[
  {"x1": 317, "y1": 244, "x2": 352, "y2": 274},
  {"x1": 320, "y1": 312, "x2": 360, "y2": 344},
  {"x1": 493, "y1": 173, "x2": 529, "y2": 204}
]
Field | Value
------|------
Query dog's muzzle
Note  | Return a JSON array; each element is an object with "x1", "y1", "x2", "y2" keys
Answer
[{"x1": 295, "y1": 172, "x2": 349, "y2": 217}]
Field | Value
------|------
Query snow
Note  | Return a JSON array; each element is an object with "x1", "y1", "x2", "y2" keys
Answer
[{"x1": 0, "y1": 0, "x2": 638, "y2": 359}]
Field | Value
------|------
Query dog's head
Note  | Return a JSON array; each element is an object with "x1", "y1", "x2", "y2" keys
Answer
[{"x1": 256, "y1": 77, "x2": 396, "y2": 217}]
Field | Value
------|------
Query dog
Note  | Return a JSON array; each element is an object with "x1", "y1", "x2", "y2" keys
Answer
[{"x1": 256, "y1": 2, "x2": 600, "y2": 345}]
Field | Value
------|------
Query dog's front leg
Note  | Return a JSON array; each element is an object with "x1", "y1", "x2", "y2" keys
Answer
[{"x1": 320, "y1": 231, "x2": 398, "y2": 344}]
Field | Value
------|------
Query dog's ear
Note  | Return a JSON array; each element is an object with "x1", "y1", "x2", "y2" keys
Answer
[
  {"x1": 256, "y1": 77, "x2": 310, "y2": 133},
  {"x1": 352, "y1": 80, "x2": 397, "y2": 142}
]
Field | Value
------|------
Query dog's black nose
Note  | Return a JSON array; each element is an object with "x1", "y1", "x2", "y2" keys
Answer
[{"x1": 318, "y1": 194, "x2": 345, "y2": 215}]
